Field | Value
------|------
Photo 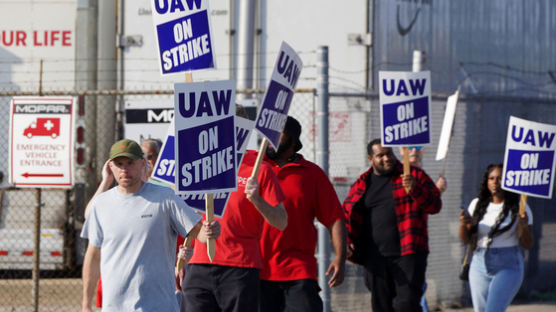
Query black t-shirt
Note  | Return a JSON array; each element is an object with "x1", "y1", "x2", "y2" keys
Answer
[{"x1": 362, "y1": 172, "x2": 401, "y2": 257}]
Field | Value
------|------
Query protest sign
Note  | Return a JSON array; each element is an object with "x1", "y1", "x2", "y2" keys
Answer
[
  {"x1": 9, "y1": 97, "x2": 76, "y2": 188},
  {"x1": 502, "y1": 116, "x2": 556, "y2": 199},
  {"x1": 174, "y1": 80, "x2": 236, "y2": 194},
  {"x1": 179, "y1": 116, "x2": 254, "y2": 216},
  {"x1": 254, "y1": 41, "x2": 303, "y2": 149},
  {"x1": 379, "y1": 71, "x2": 431, "y2": 147},
  {"x1": 154, "y1": 99, "x2": 253, "y2": 216},
  {"x1": 151, "y1": 0, "x2": 215, "y2": 75}
]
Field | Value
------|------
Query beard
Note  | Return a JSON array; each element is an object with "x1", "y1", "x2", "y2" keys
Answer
[{"x1": 266, "y1": 136, "x2": 294, "y2": 160}]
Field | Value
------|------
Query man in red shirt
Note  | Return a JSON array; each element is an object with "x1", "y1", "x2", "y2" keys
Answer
[
  {"x1": 343, "y1": 139, "x2": 442, "y2": 312},
  {"x1": 183, "y1": 149, "x2": 287, "y2": 311},
  {"x1": 259, "y1": 116, "x2": 347, "y2": 312}
]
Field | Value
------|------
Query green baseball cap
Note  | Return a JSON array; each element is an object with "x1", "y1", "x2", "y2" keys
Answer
[{"x1": 109, "y1": 139, "x2": 144, "y2": 160}]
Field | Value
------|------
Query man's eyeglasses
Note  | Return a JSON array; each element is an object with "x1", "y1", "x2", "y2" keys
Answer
[
  {"x1": 146, "y1": 154, "x2": 155, "y2": 160},
  {"x1": 408, "y1": 146, "x2": 423, "y2": 151}
]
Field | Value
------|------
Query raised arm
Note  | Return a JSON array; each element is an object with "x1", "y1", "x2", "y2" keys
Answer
[
  {"x1": 84, "y1": 160, "x2": 113, "y2": 219},
  {"x1": 245, "y1": 177, "x2": 288, "y2": 230}
]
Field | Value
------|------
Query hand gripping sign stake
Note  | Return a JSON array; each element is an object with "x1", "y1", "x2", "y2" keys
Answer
[
  {"x1": 517, "y1": 194, "x2": 528, "y2": 239},
  {"x1": 250, "y1": 139, "x2": 269, "y2": 179}
]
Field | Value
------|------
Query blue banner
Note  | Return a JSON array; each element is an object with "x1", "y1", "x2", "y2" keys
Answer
[
  {"x1": 176, "y1": 117, "x2": 236, "y2": 192},
  {"x1": 382, "y1": 96, "x2": 430, "y2": 145}
]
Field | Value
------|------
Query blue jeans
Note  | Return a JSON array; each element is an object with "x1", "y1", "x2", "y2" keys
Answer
[{"x1": 468, "y1": 246, "x2": 524, "y2": 312}]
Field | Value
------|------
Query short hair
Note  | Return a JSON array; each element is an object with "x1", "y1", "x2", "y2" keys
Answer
[
  {"x1": 141, "y1": 138, "x2": 162, "y2": 154},
  {"x1": 367, "y1": 138, "x2": 382, "y2": 156}
]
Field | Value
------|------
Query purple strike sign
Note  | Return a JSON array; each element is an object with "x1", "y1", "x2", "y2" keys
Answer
[
  {"x1": 254, "y1": 42, "x2": 303, "y2": 149},
  {"x1": 151, "y1": 124, "x2": 176, "y2": 185},
  {"x1": 151, "y1": 115, "x2": 255, "y2": 217},
  {"x1": 382, "y1": 96, "x2": 430, "y2": 145},
  {"x1": 502, "y1": 116, "x2": 556, "y2": 199},
  {"x1": 151, "y1": 0, "x2": 215, "y2": 75},
  {"x1": 176, "y1": 117, "x2": 236, "y2": 191},
  {"x1": 379, "y1": 71, "x2": 432, "y2": 147}
]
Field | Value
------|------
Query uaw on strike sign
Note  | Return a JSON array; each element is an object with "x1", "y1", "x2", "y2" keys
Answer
[
  {"x1": 151, "y1": 0, "x2": 215, "y2": 75},
  {"x1": 255, "y1": 41, "x2": 303, "y2": 149},
  {"x1": 379, "y1": 71, "x2": 431, "y2": 146},
  {"x1": 9, "y1": 97, "x2": 76, "y2": 188},
  {"x1": 151, "y1": 115, "x2": 254, "y2": 216},
  {"x1": 502, "y1": 116, "x2": 556, "y2": 199},
  {"x1": 174, "y1": 80, "x2": 237, "y2": 199}
]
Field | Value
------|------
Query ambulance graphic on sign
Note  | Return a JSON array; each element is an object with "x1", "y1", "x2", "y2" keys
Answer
[{"x1": 23, "y1": 118, "x2": 60, "y2": 138}]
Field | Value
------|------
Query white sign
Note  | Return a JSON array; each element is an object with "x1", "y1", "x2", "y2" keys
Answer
[
  {"x1": 9, "y1": 97, "x2": 76, "y2": 188},
  {"x1": 174, "y1": 80, "x2": 236, "y2": 194},
  {"x1": 379, "y1": 71, "x2": 432, "y2": 146},
  {"x1": 150, "y1": 0, "x2": 216, "y2": 75},
  {"x1": 254, "y1": 41, "x2": 303, "y2": 149},
  {"x1": 435, "y1": 90, "x2": 459, "y2": 161},
  {"x1": 124, "y1": 100, "x2": 173, "y2": 143},
  {"x1": 502, "y1": 116, "x2": 556, "y2": 199}
]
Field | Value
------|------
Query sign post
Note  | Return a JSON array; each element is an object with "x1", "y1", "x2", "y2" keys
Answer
[
  {"x1": 252, "y1": 41, "x2": 303, "y2": 177},
  {"x1": 379, "y1": 70, "x2": 431, "y2": 192},
  {"x1": 156, "y1": 115, "x2": 255, "y2": 272},
  {"x1": 502, "y1": 116, "x2": 556, "y2": 216},
  {"x1": 174, "y1": 80, "x2": 237, "y2": 261}
]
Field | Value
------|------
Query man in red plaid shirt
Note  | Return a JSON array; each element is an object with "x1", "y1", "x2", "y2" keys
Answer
[{"x1": 343, "y1": 139, "x2": 441, "y2": 312}]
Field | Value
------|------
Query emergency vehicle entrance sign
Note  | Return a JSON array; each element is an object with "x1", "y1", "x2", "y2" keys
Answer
[
  {"x1": 379, "y1": 71, "x2": 431, "y2": 146},
  {"x1": 502, "y1": 116, "x2": 556, "y2": 199},
  {"x1": 9, "y1": 97, "x2": 76, "y2": 188}
]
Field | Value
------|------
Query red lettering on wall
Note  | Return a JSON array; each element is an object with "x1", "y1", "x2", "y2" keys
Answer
[
  {"x1": 62, "y1": 31, "x2": 71, "y2": 46},
  {"x1": 1, "y1": 30, "x2": 28, "y2": 47}
]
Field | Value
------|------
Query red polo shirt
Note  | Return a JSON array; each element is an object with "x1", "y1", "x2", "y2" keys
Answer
[
  {"x1": 189, "y1": 150, "x2": 285, "y2": 268},
  {"x1": 260, "y1": 154, "x2": 345, "y2": 281}
]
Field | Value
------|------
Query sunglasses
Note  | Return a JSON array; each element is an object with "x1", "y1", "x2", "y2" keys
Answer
[{"x1": 408, "y1": 146, "x2": 423, "y2": 151}]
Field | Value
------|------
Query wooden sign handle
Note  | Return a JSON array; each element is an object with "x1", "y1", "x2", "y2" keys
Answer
[
  {"x1": 402, "y1": 147, "x2": 411, "y2": 193},
  {"x1": 519, "y1": 194, "x2": 527, "y2": 217},
  {"x1": 205, "y1": 193, "x2": 215, "y2": 262},
  {"x1": 518, "y1": 194, "x2": 527, "y2": 238},
  {"x1": 250, "y1": 138, "x2": 269, "y2": 179},
  {"x1": 175, "y1": 235, "x2": 194, "y2": 275}
]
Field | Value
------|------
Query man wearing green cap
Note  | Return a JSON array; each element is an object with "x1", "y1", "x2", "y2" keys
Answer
[{"x1": 81, "y1": 139, "x2": 221, "y2": 312}]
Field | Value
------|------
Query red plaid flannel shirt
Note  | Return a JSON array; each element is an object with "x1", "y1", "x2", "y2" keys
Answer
[{"x1": 342, "y1": 161, "x2": 442, "y2": 264}]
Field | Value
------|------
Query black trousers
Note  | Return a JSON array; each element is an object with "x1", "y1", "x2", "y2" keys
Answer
[
  {"x1": 260, "y1": 279, "x2": 323, "y2": 312},
  {"x1": 364, "y1": 252, "x2": 427, "y2": 312},
  {"x1": 183, "y1": 264, "x2": 260, "y2": 312}
]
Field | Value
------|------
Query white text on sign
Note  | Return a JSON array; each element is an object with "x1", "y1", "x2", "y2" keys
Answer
[
  {"x1": 181, "y1": 125, "x2": 234, "y2": 187},
  {"x1": 162, "y1": 18, "x2": 210, "y2": 71},
  {"x1": 384, "y1": 102, "x2": 429, "y2": 142}
]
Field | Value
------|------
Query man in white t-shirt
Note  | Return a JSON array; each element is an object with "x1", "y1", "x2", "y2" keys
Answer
[{"x1": 81, "y1": 139, "x2": 221, "y2": 312}]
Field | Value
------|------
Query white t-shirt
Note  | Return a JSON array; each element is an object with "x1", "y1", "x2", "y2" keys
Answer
[
  {"x1": 467, "y1": 198, "x2": 533, "y2": 248},
  {"x1": 81, "y1": 182, "x2": 202, "y2": 312}
]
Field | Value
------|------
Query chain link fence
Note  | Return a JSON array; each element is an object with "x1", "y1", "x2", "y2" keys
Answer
[{"x1": 2, "y1": 84, "x2": 556, "y2": 311}]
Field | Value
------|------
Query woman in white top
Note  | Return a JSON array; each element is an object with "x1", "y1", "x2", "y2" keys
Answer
[{"x1": 459, "y1": 164, "x2": 534, "y2": 312}]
